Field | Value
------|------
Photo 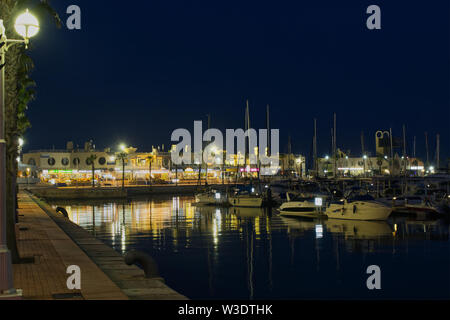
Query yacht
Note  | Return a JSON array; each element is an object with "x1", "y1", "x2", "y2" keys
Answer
[
  {"x1": 326, "y1": 193, "x2": 392, "y2": 221},
  {"x1": 228, "y1": 190, "x2": 263, "y2": 208},
  {"x1": 195, "y1": 189, "x2": 228, "y2": 205},
  {"x1": 278, "y1": 193, "x2": 326, "y2": 218}
]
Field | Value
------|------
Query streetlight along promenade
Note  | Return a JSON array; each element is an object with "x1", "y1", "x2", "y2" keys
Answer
[{"x1": 0, "y1": 9, "x2": 40, "y2": 299}]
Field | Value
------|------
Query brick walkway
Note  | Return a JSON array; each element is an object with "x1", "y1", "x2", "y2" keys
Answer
[{"x1": 13, "y1": 193, "x2": 128, "y2": 300}]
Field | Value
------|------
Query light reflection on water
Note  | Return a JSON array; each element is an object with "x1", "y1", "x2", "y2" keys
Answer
[{"x1": 52, "y1": 197, "x2": 450, "y2": 300}]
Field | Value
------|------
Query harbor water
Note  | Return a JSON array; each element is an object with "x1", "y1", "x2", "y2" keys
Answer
[{"x1": 51, "y1": 196, "x2": 450, "y2": 299}]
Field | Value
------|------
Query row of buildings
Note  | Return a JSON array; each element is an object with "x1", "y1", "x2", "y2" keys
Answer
[
  {"x1": 19, "y1": 130, "x2": 441, "y2": 186},
  {"x1": 315, "y1": 152, "x2": 426, "y2": 178},
  {"x1": 19, "y1": 141, "x2": 306, "y2": 186}
]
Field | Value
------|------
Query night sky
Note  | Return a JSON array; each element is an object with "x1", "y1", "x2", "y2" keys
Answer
[{"x1": 23, "y1": 0, "x2": 449, "y2": 161}]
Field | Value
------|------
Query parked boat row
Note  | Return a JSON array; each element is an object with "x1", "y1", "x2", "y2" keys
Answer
[
  {"x1": 194, "y1": 178, "x2": 450, "y2": 221},
  {"x1": 279, "y1": 190, "x2": 392, "y2": 221},
  {"x1": 274, "y1": 179, "x2": 449, "y2": 221},
  {"x1": 195, "y1": 186, "x2": 264, "y2": 208}
]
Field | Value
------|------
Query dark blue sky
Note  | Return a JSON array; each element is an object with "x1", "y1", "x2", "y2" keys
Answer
[{"x1": 24, "y1": 0, "x2": 449, "y2": 161}]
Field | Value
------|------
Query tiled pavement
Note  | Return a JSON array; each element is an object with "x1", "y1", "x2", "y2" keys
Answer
[
  {"x1": 13, "y1": 192, "x2": 128, "y2": 300},
  {"x1": 13, "y1": 192, "x2": 187, "y2": 300}
]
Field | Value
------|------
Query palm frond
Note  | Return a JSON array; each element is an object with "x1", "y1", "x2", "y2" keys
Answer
[
  {"x1": 14, "y1": 0, "x2": 62, "y2": 28},
  {"x1": 36, "y1": 0, "x2": 62, "y2": 28}
]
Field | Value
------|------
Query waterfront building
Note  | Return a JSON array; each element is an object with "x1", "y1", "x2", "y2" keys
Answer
[
  {"x1": 317, "y1": 153, "x2": 425, "y2": 178},
  {"x1": 278, "y1": 153, "x2": 306, "y2": 177},
  {"x1": 22, "y1": 141, "x2": 164, "y2": 186},
  {"x1": 21, "y1": 141, "x2": 307, "y2": 185}
]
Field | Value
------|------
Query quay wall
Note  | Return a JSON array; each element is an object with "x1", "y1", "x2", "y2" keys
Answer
[{"x1": 27, "y1": 184, "x2": 235, "y2": 200}]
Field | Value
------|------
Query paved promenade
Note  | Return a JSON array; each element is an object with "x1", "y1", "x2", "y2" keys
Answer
[{"x1": 13, "y1": 192, "x2": 186, "y2": 300}]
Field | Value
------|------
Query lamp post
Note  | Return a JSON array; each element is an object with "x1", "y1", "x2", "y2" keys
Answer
[
  {"x1": 117, "y1": 152, "x2": 127, "y2": 190},
  {"x1": 363, "y1": 155, "x2": 368, "y2": 178},
  {"x1": 0, "y1": 9, "x2": 39, "y2": 299}
]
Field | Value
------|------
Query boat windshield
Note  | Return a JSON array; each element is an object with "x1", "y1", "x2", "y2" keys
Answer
[
  {"x1": 347, "y1": 194, "x2": 375, "y2": 202},
  {"x1": 289, "y1": 195, "x2": 315, "y2": 202}
]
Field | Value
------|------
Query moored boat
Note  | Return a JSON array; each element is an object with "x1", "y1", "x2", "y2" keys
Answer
[
  {"x1": 195, "y1": 189, "x2": 228, "y2": 205},
  {"x1": 278, "y1": 193, "x2": 326, "y2": 218},
  {"x1": 379, "y1": 195, "x2": 444, "y2": 217},
  {"x1": 326, "y1": 194, "x2": 392, "y2": 221},
  {"x1": 228, "y1": 190, "x2": 263, "y2": 208}
]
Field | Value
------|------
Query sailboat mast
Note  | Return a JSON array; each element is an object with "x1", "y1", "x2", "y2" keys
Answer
[
  {"x1": 333, "y1": 113, "x2": 337, "y2": 178},
  {"x1": 436, "y1": 134, "x2": 440, "y2": 169},
  {"x1": 288, "y1": 136, "x2": 292, "y2": 177},
  {"x1": 266, "y1": 104, "x2": 270, "y2": 155},
  {"x1": 402, "y1": 125, "x2": 407, "y2": 193},
  {"x1": 245, "y1": 100, "x2": 250, "y2": 176},
  {"x1": 402, "y1": 125, "x2": 406, "y2": 158},
  {"x1": 361, "y1": 131, "x2": 365, "y2": 156},
  {"x1": 389, "y1": 128, "x2": 393, "y2": 179},
  {"x1": 205, "y1": 114, "x2": 211, "y2": 185},
  {"x1": 313, "y1": 118, "x2": 317, "y2": 177}
]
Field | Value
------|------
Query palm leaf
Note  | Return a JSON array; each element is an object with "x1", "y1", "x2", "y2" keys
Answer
[{"x1": 14, "y1": 0, "x2": 62, "y2": 28}]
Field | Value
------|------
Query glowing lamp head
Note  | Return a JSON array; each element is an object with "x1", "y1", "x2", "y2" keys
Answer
[{"x1": 15, "y1": 9, "x2": 39, "y2": 40}]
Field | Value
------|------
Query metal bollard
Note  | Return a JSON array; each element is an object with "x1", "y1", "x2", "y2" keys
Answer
[
  {"x1": 56, "y1": 207, "x2": 69, "y2": 218},
  {"x1": 124, "y1": 250, "x2": 159, "y2": 278}
]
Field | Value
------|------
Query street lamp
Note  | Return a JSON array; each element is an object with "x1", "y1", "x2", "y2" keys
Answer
[
  {"x1": 362, "y1": 155, "x2": 368, "y2": 177},
  {"x1": 14, "y1": 10, "x2": 39, "y2": 47},
  {"x1": 1, "y1": 9, "x2": 39, "y2": 299}
]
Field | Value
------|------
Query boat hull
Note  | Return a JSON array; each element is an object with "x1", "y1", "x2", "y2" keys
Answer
[
  {"x1": 228, "y1": 197, "x2": 263, "y2": 208},
  {"x1": 195, "y1": 193, "x2": 227, "y2": 205},
  {"x1": 394, "y1": 204, "x2": 442, "y2": 215},
  {"x1": 279, "y1": 201, "x2": 323, "y2": 218},
  {"x1": 326, "y1": 201, "x2": 392, "y2": 221}
]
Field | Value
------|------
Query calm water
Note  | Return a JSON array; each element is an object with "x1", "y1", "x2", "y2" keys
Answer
[{"x1": 52, "y1": 197, "x2": 450, "y2": 300}]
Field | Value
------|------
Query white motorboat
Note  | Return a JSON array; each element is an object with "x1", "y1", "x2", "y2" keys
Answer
[
  {"x1": 278, "y1": 193, "x2": 325, "y2": 218},
  {"x1": 195, "y1": 190, "x2": 228, "y2": 205},
  {"x1": 325, "y1": 194, "x2": 392, "y2": 221},
  {"x1": 228, "y1": 190, "x2": 263, "y2": 208}
]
